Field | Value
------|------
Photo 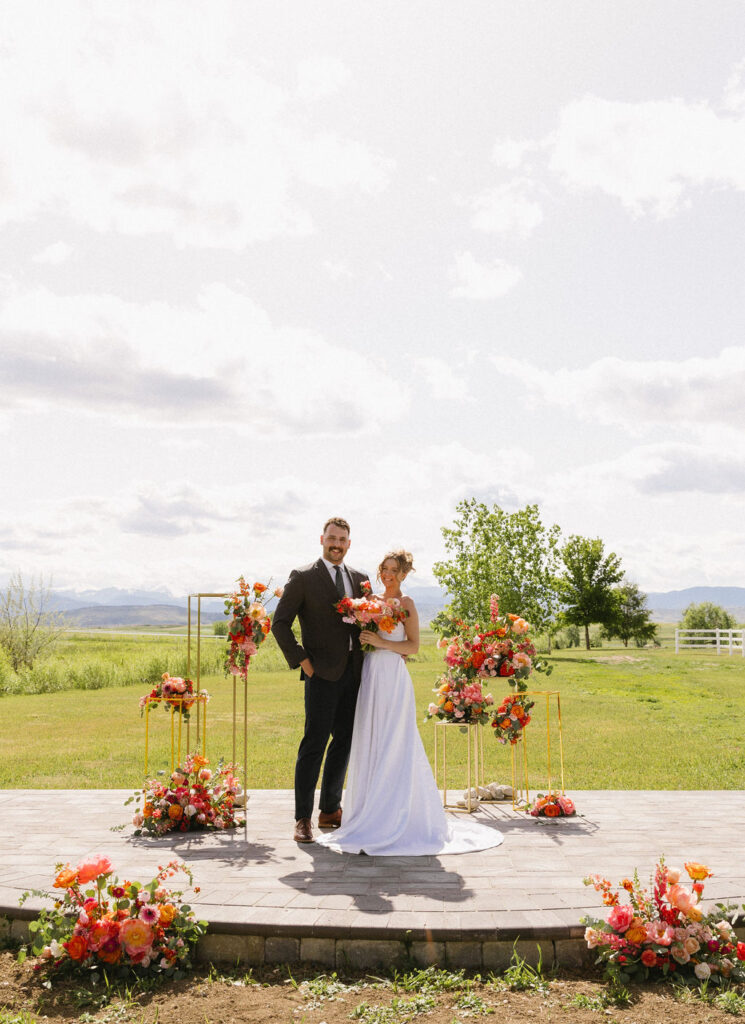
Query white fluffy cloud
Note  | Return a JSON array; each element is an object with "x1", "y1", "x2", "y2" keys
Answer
[
  {"x1": 0, "y1": 7, "x2": 393, "y2": 249},
  {"x1": 493, "y1": 347, "x2": 745, "y2": 433},
  {"x1": 550, "y1": 95, "x2": 745, "y2": 216},
  {"x1": 0, "y1": 283, "x2": 409, "y2": 432},
  {"x1": 467, "y1": 178, "x2": 543, "y2": 237},
  {"x1": 449, "y1": 251, "x2": 522, "y2": 300}
]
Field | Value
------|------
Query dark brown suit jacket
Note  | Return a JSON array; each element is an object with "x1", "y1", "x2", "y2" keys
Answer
[{"x1": 272, "y1": 559, "x2": 370, "y2": 682}]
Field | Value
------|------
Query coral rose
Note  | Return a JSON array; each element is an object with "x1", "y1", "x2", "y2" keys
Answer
[
  {"x1": 558, "y1": 795, "x2": 575, "y2": 815},
  {"x1": 64, "y1": 934, "x2": 88, "y2": 961},
  {"x1": 53, "y1": 865, "x2": 78, "y2": 889},
  {"x1": 736, "y1": 942, "x2": 745, "y2": 962},
  {"x1": 119, "y1": 918, "x2": 154, "y2": 955},
  {"x1": 666, "y1": 866, "x2": 681, "y2": 884},
  {"x1": 641, "y1": 949, "x2": 658, "y2": 967},
  {"x1": 543, "y1": 804, "x2": 560, "y2": 817},
  {"x1": 77, "y1": 855, "x2": 113, "y2": 885},
  {"x1": 606, "y1": 904, "x2": 634, "y2": 933}
]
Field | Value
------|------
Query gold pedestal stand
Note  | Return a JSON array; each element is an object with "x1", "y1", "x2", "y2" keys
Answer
[
  {"x1": 434, "y1": 721, "x2": 485, "y2": 813},
  {"x1": 143, "y1": 695, "x2": 208, "y2": 777},
  {"x1": 187, "y1": 592, "x2": 248, "y2": 808},
  {"x1": 509, "y1": 690, "x2": 565, "y2": 809}
]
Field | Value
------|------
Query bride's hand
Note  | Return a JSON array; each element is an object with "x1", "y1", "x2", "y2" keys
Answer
[{"x1": 360, "y1": 629, "x2": 382, "y2": 647}]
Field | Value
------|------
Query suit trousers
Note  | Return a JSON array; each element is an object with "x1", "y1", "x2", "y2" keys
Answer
[{"x1": 294, "y1": 654, "x2": 360, "y2": 821}]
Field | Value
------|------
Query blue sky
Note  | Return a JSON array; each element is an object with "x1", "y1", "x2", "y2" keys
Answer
[{"x1": 2, "y1": 1, "x2": 744, "y2": 594}]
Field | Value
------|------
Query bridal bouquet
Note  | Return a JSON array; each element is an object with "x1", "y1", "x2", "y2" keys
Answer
[
  {"x1": 19, "y1": 857, "x2": 206, "y2": 979},
  {"x1": 128, "y1": 754, "x2": 244, "y2": 836},
  {"x1": 335, "y1": 582, "x2": 409, "y2": 652},
  {"x1": 582, "y1": 860, "x2": 745, "y2": 985},
  {"x1": 224, "y1": 576, "x2": 281, "y2": 678}
]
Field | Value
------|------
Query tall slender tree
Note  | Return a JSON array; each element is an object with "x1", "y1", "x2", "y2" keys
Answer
[
  {"x1": 558, "y1": 536, "x2": 623, "y2": 650},
  {"x1": 433, "y1": 500, "x2": 562, "y2": 644}
]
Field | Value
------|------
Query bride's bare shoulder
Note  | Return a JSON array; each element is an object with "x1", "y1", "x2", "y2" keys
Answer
[{"x1": 401, "y1": 595, "x2": 417, "y2": 611}]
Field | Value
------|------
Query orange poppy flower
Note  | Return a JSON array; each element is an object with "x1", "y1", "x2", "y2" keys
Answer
[
  {"x1": 443, "y1": 701, "x2": 454, "y2": 713},
  {"x1": 168, "y1": 804, "x2": 183, "y2": 820},
  {"x1": 685, "y1": 862, "x2": 711, "y2": 881},
  {"x1": 53, "y1": 865, "x2": 78, "y2": 889}
]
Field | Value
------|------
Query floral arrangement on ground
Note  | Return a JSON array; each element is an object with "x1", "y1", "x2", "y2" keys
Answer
[
  {"x1": 139, "y1": 673, "x2": 207, "y2": 720},
  {"x1": 19, "y1": 857, "x2": 206, "y2": 979},
  {"x1": 335, "y1": 580, "x2": 409, "y2": 651},
  {"x1": 224, "y1": 576, "x2": 281, "y2": 678},
  {"x1": 525, "y1": 792, "x2": 576, "y2": 817},
  {"x1": 427, "y1": 594, "x2": 550, "y2": 734},
  {"x1": 128, "y1": 754, "x2": 244, "y2": 836},
  {"x1": 583, "y1": 860, "x2": 745, "y2": 985}
]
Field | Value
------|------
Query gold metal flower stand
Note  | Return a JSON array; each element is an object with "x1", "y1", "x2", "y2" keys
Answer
[
  {"x1": 509, "y1": 689, "x2": 566, "y2": 809},
  {"x1": 143, "y1": 694, "x2": 208, "y2": 777},
  {"x1": 433, "y1": 721, "x2": 485, "y2": 813},
  {"x1": 187, "y1": 592, "x2": 248, "y2": 807}
]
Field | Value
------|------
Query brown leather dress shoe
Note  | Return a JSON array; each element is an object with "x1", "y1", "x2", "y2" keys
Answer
[
  {"x1": 294, "y1": 817, "x2": 313, "y2": 843},
  {"x1": 318, "y1": 808, "x2": 342, "y2": 829}
]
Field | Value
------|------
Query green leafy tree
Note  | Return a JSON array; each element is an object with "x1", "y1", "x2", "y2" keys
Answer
[
  {"x1": 0, "y1": 572, "x2": 64, "y2": 671},
  {"x1": 558, "y1": 536, "x2": 623, "y2": 650},
  {"x1": 600, "y1": 581, "x2": 659, "y2": 648},
  {"x1": 681, "y1": 602, "x2": 737, "y2": 633},
  {"x1": 432, "y1": 500, "x2": 562, "y2": 645}
]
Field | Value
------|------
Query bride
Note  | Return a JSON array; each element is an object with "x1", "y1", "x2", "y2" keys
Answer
[{"x1": 316, "y1": 550, "x2": 503, "y2": 856}]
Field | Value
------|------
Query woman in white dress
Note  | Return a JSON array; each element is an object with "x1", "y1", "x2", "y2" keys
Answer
[{"x1": 316, "y1": 550, "x2": 503, "y2": 857}]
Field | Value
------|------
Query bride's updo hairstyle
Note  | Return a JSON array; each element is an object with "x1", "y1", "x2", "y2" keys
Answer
[{"x1": 377, "y1": 549, "x2": 415, "y2": 581}]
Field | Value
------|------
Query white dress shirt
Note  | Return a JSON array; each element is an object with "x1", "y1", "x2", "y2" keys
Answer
[{"x1": 321, "y1": 557, "x2": 353, "y2": 598}]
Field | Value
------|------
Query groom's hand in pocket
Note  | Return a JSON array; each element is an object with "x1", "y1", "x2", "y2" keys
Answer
[{"x1": 300, "y1": 657, "x2": 314, "y2": 678}]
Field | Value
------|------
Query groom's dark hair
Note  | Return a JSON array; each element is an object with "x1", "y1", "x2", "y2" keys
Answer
[{"x1": 323, "y1": 516, "x2": 351, "y2": 535}]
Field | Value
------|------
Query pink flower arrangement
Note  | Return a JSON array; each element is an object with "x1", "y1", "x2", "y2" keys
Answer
[
  {"x1": 224, "y1": 576, "x2": 274, "y2": 678},
  {"x1": 130, "y1": 753, "x2": 243, "y2": 837},
  {"x1": 525, "y1": 792, "x2": 576, "y2": 817},
  {"x1": 139, "y1": 673, "x2": 208, "y2": 721},
  {"x1": 428, "y1": 596, "x2": 552, "y2": 733},
  {"x1": 582, "y1": 859, "x2": 745, "y2": 985},
  {"x1": 20, "y1": 859, "x2": 206, "y2": 979}
]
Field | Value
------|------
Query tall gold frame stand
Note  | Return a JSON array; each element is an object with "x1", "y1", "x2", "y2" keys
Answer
[
  {"x1": 187, "y1": 592, "x2": 248, "y2": 807},
  {"x1": 509, "y1": 690, "x2": 565, "y2": 809},
  {"x1": 434, "y1": 721, "x2": 485, "y2": 813},
  {"x1": 143, "y1": 695, "x2": 208, "y2": 777}
]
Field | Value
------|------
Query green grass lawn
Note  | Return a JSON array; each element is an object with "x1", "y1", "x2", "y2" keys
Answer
[{"x1": 0, "y1": 632, "x2": 743, "y2": 790}]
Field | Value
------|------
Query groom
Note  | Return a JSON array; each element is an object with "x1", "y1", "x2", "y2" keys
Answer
[{"x1": 272, "y1": 517, "x2": 370, "y2": 843}]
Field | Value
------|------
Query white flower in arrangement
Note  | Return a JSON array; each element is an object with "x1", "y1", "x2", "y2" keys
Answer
[
  {"x1": 185, "y1": 804, "x2": 197, "y2": 817},
  {"x1": 694, "y1": 962, "x2": 711, "y2": 980},
  {"x1": 49, "y1": 940, "x2": 64, "y2": 958}
]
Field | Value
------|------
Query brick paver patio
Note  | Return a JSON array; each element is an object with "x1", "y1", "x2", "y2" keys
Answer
[{"x1": 2, "y1": 790, "x2": 743, "y2": 967}]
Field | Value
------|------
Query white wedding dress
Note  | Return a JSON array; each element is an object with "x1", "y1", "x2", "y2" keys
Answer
[{"x1": 316, "y1": 621, "x2": 504, "y2": 856}]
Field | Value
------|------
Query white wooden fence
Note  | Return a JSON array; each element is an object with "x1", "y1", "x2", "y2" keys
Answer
[{"x1": 675, "y1": 628, "x2": 744, "y2": 655}]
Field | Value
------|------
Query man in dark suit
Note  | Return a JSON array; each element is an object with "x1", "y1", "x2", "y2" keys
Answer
[{"x1": 272, "y1": 517, "x2": 370, "y2": 843}]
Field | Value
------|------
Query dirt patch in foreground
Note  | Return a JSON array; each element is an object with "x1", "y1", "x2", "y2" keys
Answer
[{"x1": 1, "y1": 952, "x2": 743, "y2": 1024}]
